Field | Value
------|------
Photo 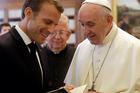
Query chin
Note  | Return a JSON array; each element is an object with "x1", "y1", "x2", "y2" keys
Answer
[
  {"x1": 89, "y1": 40, "x2": 99, "y2": 45},
  {"x1": 88, "y1": 38, "x2": 100, "y2": 45},
  {"x1": 38, "y1": 40, "x2": 45, "y2": 45}
]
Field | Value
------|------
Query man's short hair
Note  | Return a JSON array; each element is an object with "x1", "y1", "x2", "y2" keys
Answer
[
  {"x1": 0, "y1": 23, "x2": 11, "y2": 32},
  {"x1": 21, "y1": 0, "x2": 64, "y2": 19}
]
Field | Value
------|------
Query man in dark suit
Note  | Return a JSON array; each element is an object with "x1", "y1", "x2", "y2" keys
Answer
[{"x1": 0, "y1": 0, "x2": 63, "y2": 93}]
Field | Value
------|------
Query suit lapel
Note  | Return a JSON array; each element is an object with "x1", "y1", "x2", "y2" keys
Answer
[
  {"x1": 10, "y1": 27, "x2": 31, "y2": 60},
  {"x1": 10, "y1": 27, "x2": 43, "y2": 86},
  {"x1": 36, "y1": 44, "x2": 49, "y2": 88}
]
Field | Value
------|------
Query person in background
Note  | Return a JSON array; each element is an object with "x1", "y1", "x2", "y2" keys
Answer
[
  {"x1": 64, "y1": 0, "x2": 140, "y2": 93},
  {"x1": 118, "y1": 14, "x2": 133, "y2": 35},
  {"x1": 0, "y1": 22, "x2": 11, "y2": 35},
  {"x1": 43, "y1": 13, "x2": 75, "y2": 92},
  {"x1": 0, "y1": 0, "x2": 63, "y2": 93}
]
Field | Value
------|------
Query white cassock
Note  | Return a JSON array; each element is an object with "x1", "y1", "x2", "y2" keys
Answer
[{"x1": 64, "y1": 23, "x2": 140, "y2": 93}]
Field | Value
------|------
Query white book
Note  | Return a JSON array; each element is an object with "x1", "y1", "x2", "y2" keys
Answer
[{"x1": 70, "y1": 84, "x2": 87, "y2": 93}]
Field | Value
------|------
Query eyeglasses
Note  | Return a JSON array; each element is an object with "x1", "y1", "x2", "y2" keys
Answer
[{"x1": 49, "y1": 30, "x2": 68, "y2": 37}]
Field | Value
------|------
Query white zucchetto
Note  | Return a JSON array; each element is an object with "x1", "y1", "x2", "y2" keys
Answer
[{"x1": 83, "y1": 0, "x2": 112, "y2": 11}]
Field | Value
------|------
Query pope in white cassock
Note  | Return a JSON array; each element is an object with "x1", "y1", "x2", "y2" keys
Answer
[{"x1": 64, "y1": 0, "x2": 140, "y2": 93}]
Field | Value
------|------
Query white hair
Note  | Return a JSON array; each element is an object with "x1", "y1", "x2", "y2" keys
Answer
[{"x1": 59, "y1": 13, "x2": 69, "y2": 30}]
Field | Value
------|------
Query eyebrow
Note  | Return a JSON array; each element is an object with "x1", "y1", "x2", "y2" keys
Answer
[{"x1": 43, "y1": 18, "x2": 54, "y2": 25}]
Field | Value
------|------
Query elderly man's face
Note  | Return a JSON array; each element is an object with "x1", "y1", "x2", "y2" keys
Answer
[
  {"x1": 46, "y1": 21, "x2": 70, "y2": 53},
  {"x1": 78, "y1": 3, "x2": 111, "y2": 45}
]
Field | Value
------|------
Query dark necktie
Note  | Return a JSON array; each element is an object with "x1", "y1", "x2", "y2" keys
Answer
[
  {"x1": 28, "y1": 42, "x2": 43, "y2": 85},
  {"x1": 28, "y1": 42, "x2": 37, "y2": 58}
]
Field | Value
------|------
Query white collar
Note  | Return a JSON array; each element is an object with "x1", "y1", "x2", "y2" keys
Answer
[
  {"x1": 15, "y1": 25, "x2": 32, "y2": 45},
  {"x1": 103, "y1": 23, "x2": 117, "y2": 44}
]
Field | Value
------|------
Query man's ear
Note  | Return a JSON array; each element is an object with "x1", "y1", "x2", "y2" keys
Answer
[
  {"x1": 24, "y1": 7, "x2": 33, "y2": 19},
  {"x1": 106, "y1": 15, "x2": 113, "y2": 26}
]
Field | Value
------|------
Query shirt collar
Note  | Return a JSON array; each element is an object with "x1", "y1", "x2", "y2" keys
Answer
[
  {"x1": 103, "y1": 22, "x2": 117, "y2": 44},
  {"x1": 15, "y1": 25, "x2": 32, "y2": 45}
]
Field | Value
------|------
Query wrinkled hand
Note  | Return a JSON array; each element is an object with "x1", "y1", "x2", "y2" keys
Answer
[{"x1": 64, "y1": 84, "x2": 74, "y2": 93}]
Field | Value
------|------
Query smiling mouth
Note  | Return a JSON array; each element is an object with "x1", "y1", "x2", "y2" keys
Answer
[
  {"x1": 40, "y1": 30, "x2": 50, "y2": 38},
  {"x1": 88, "y1": 34, "x2": 96, "y2": 39}
]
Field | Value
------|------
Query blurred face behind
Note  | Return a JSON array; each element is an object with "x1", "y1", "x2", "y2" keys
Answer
[
  {"x1": 1, "y1": 26, "x2": 11, "y2": 34},
  {"x1": 47, "y1": 21, "x2": 70, "y2": 53},
  {"x1": 78, "y1": 3, "x2": 112, "y2": 45},
  {"x1": 25, "y1": 2, "x2": 61, "y2": 44}
]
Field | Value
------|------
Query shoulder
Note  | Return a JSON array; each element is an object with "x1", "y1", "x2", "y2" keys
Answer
[
  {"x1": 0, "y1": 32, "x2": 13, "y2": 47},
  {"x1": 0, "y1": 26, "x2": 18, "y2": 46},
  {"x1": 74, "y1": 39, "x2": 94, "y2": 55},
  {"x1": 66, "y1": 45, "x2": 75, "y2": 52},
  {"x1": 77, "y1": 39, "x2": 92, "y2": 49},
  {"x1": 115, "y1": 28, "x2": 140, "y2": 48}
]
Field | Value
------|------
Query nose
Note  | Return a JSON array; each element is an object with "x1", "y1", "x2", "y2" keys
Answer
[{"x1": 48, "y1": 25, "x2": 56, "y2": 33}]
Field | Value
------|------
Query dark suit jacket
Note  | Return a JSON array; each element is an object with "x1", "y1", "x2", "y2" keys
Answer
[{"x1": 0, "y1": 27, "x2": 48, "y2": 93}]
